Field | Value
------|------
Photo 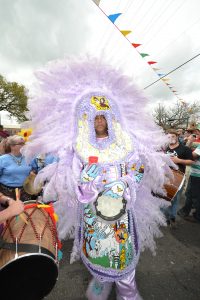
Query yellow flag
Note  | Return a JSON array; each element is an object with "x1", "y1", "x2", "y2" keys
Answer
[{"x1": 120, "y1": 30, "x2": 132, "y2": 37}]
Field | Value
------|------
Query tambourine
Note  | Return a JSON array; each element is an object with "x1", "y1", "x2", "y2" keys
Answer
[{"x1": 94, "y1": 193, "x2": 127, "y2": 221}]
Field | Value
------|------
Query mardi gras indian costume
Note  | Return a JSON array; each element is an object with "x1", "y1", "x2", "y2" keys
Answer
[{"x1": 23, "y1": 57, "x2": 173, "y2": 300}]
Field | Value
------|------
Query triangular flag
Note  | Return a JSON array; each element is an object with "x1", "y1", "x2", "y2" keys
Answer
[
  {"x1": 120, "y1": 30, "x2": 132, "y2": 36},
  {"x1": 148, "y1": 61, "x2": 157, "y2": 65},
  {"x1": 157, "y1": 73, "x2": 165, "y2": 77},
  {"x1": 162, "y1": 78, "x2": 170, "y2": 81},
  {"x1": 108, "y1": 13, "x2": 122, "y2": 23},
  {"x1": 132, "y1": 43, "x2": 141, "y2": 48},
  {"x1": 140, "y1": 53, "x2": 149, "y2": 58}
]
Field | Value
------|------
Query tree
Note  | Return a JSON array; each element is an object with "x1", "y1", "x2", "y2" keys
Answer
[
  {"x1": 153, "y1": 101, "x2": 200, "y2": 129},
  {"x1": 0, "y1": 75, "x2": 28, "y2": 122}
]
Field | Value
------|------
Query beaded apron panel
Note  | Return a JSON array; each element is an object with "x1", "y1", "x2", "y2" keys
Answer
[{"x1": 80, "y1": 203, "x2": 139, "y2": 280}]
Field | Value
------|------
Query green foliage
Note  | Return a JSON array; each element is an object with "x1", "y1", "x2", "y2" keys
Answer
[{"x1": 0, "y1": 75, "x2": 28, "y2": 122}]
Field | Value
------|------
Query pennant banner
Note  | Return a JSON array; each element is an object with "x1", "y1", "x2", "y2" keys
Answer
[
  {"x1": 120, "y1": 30, "x2": 132, "y2": 36},
  {"x1": 158, "y1": 73, "x2": 165, "y2": 77},
  {"x1": 148, "y1": 61, "x2": 157, "y2": 65},
  {"x1": 132, "y1": 43, "x2": 141, "y2": 48},
  {"x1": 162, "y1": 78, "x2": 170, "y2": 82},
  {"x1": 108, "y1": 13, "x2": 122, "y2": 23},
  {"x1": 140, "y1": 53, "x2": 149, "y2": 58},
  {"x1": 93, "y1": 2, "x2": 184, "y2": 104}
]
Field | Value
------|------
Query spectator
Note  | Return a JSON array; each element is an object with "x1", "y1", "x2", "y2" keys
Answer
[
  {"x1": 176, "y1": 128, "x2": 184, "y2": 144},
  {"x1": 31, "y1": 153, "x2": 58, "y2": 174},
  {"x1": 178, "y1": 144, "x2": 200, "y2": 223},
  {"x1": 0, "y1": 135, "x2": 33, "y2": 201},
  {"x1": 186, "y1": 124, "x2": 200, "y2": 151},
  {"x1": 165, "y1": 130, "x2": 193, "y2": 227},
  {"x1": 183, "y1": 130, "x2": 191, "y2": 145},
  {"x1": 0, "y1": 125, "x2": 9, "y2": 142},
  {"x1": 23, "y1": 153, "x2": 58, "y2": 198}
]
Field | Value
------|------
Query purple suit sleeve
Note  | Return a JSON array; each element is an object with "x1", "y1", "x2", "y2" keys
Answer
[{"x1": 76, "y1": 182, "x2": 99, "y2": 203}]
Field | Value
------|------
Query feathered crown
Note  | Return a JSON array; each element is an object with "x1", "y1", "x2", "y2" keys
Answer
[{"x1": 23, "y1": 56, "x2": 166, "y2": 161}]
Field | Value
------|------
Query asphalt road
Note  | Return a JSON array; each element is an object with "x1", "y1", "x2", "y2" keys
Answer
[{"x1": 45, "y1": 213, "x2": 200, "y2": 300}]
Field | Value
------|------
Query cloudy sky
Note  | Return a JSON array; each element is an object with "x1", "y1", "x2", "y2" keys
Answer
[{"x1": 0, "y1": 0, "x2": 200, "y2": 125}]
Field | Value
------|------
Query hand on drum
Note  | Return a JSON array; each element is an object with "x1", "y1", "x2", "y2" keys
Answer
[
  {"x1": 8, "y1": 199, "x2": 24, "y2": 217},
  {"x1": 170, "y1": 156, "x2": 181, "y2": 165},
  {"x1": 103, "y1": 181, "x2": 126, "y2": 198},
  {"x1": 0, "y1": 196, "x2": 24, "y2": 223},
  {"x1": 81, "y1": 164, "x2": 100, "y2": 183}
]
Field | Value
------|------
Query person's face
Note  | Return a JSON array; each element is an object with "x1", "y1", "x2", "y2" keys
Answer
[
  {"x1": 10, "y1": 140, "x2": 25, "y2": 153},
  {"x1": 94, "y1": 115, "x2": 108, "y2": 137},
  {"x1": 194, "y1": 129, "x2": 200, "y2": 137},
  {"x1": 184, "y1": 131, "x2": 190, "y2": 137},
  {"x1": 168, "y1": 134, "x2": 178, "y2": 145},
  {"x1": 177, "y1": 129, "x2": 183, "y2": 136}
]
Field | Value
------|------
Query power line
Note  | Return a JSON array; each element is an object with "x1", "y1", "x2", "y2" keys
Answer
[{"x1": 144, "y1": 52, "x2": 200, "y2": 90}]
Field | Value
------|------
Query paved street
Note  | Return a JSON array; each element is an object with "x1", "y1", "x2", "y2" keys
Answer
[{"x1": 45, "y1": 213, "x2": 200, "y2": 300}]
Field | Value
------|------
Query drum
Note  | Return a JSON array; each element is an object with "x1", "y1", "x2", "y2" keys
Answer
[
  {"x1": 0, "y1": 201, "x2": 61, "y2": 300},
  {"x1": 94, "y1": 194, "x2": 127, "y2": 221},
  {"x1": 163, "y1": 169, "x2": 185, "y2": 201}
]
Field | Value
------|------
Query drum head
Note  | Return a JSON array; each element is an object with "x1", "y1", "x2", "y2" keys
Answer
[
  {"x1": 0, "y1": 254, "x2": 58, "y2": 300},
  {"x1": 95, "y1": 195, "x2": 127, "y2": 221}
]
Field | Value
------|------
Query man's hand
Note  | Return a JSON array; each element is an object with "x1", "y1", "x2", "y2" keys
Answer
[
  {"x1": 103, "y1": 181, "x2": 126, "y2": 198},
  {"x1": 170, "y1": 156, "x2": 180, "y2": 164},
  {"x1": 81, "y1": 164, "x2": 100, "y2": 183},
  {"x1": 8, "y1": 199, "x2": 24, "y2": 216}
]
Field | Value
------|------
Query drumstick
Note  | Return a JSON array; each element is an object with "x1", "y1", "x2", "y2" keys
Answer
[
  {"x1": 15, "y1": 188, "x2": 20, "y2": 201},
  {"x1": 15, "y1": 188, "x2": 28, "y2": 225},
  {"x1": 19, "y1": 213, "x2": 28, "y2": 224}
]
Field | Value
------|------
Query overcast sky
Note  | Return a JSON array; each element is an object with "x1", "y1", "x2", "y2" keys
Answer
[{"x1": 0, "y1": 0, "x2": 200, "y2": 125}]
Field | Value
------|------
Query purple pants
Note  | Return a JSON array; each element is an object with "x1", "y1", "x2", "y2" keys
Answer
[{"x1": 86, "y1": 271, "x2": 142, "y2": 300}]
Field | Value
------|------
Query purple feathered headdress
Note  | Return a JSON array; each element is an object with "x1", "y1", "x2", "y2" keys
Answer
[{"x1": 22, "y1": 56, "x2": 173, "y2": 251}]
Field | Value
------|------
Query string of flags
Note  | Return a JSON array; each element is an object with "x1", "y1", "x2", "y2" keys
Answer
[{"x1": 94, "y1": 3, "x2": 187, "y2": 107}]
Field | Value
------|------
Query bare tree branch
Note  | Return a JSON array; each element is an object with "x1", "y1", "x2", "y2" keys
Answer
[{"x1": 153, "y1": 101, "x2": 200, "y2": 129}]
